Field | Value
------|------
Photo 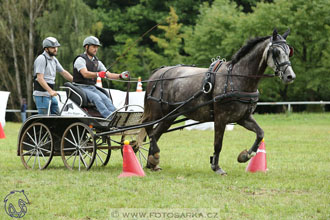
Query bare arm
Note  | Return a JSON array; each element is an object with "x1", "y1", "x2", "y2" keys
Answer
[
  {"x1": 36, "y1": 74, "x2": 57, "y2": 96},
  {"x1": 80, "y1": 68, "x2": 121, "y2": 79},
  {"x1": 59, "y1": 70, "x2": 73, "y2": 82}
]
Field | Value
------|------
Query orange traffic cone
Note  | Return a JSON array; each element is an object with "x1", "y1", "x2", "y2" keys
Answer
[
  {"x1": 136, "y1": 77, "x2": 143, "y2": 92},
  {"x1": 96, "y1": 77, "x2": 103, "y2": 88},
  {"x1": 118, "y1": 140, "x2": 145, "y2": 178},
  {"x1": 246, "y1": 139, "x2": 267, "y2": 173},
  {"x1": 0, "y1": 122, "x2": 5, "y2": 139}
]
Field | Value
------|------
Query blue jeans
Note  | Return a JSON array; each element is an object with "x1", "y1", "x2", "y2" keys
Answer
[
  {"x1": 78, "y1": 85, "x2": 116, "y2": 118},
  {"x1": 34, "y1": 96, "x2": 59, "y2": 115},
  {"x1": 21, "y1": 112, "x2": 26, "y2": 122}
]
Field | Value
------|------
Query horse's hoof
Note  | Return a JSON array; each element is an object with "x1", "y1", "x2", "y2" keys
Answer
[
  {"x1": 237, "y1": 150, "x2": 255, "y2": 163},
  {"x1": 146, "y1": 162, "x2": 162, "y2": 171},
  {"x1": 151, "y1": 165, "x2": 162, "y2": 172},
  {"x1": 148, "y1": 154, "x2": 160, "y2": 166},
  {"x1": 215, "y1": 168, "x2": 227, "y2": 176}
]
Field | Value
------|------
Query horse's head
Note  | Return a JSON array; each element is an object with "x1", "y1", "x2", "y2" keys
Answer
[{"x1": 266, "y1": 29, "x2": 296, "y2": 84}]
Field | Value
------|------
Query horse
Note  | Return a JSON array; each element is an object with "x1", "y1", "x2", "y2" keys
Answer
[{"x1": 141, "y1": 29, "x2": 295, "y2": 175}]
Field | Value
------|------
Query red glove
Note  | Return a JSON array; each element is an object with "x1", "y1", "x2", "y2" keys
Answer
[
  {"x1": 119, "y1": 71, "x2": 130, "y2": 80},
  {"x1": 98, "y1": 71, "x2": 106, "y2": 78}
]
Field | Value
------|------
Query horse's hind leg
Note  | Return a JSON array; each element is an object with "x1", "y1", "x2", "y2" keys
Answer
[
  {"x1": 145, "y1": 119, "x2": 175, "y2": 171},
  {"x1": 237, "y1": 114, "x2": 264, "y2": 163}
]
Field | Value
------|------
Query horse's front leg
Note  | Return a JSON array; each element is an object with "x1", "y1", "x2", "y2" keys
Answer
[
  {"x1": 145, "y1": 119, "x2": 175, "y2": 171},
  {"x1": 211, "y1": 122, "x2": 227, "y2": 175},
  {"x1": 237, "y1": 114, "x2": 264, "y2": 163}
]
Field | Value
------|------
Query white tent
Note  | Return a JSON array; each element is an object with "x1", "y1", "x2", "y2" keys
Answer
[{"x1": 0, "y1": 91, "x2": 10, "y2": 127}]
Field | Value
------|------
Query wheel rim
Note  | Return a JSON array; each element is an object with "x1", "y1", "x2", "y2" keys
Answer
[
  {"x1": 121, "y1": 129, "x2": 150, "y2": 168},
  {"x1": 20, "y1": 122, "x2": 53, "y2": 170},
  {"x1": 61, "y1": 123, "x2": 96, "y2": 171},
  {"x1": 94, "y1": 136, "x2": 111, "y2": 166}
]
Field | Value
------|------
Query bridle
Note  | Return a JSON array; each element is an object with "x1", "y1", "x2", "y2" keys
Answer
[{"x1": 267, "y1": 39, "x2": 294, "y2": 79}]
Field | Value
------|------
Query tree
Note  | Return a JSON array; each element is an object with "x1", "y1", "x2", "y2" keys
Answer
[
  {"x1": 145, "y1": 7, "x2": 185, "y2": 69},
  {"x1": 36, "y1": 0, "x2": 102, "y2": 87},
  {"x1": 0, "y1": 0, "x2": 45, "y2": 117},
  {"x1": 184, "y1": 0, "x2": 243, "y2": 67}
]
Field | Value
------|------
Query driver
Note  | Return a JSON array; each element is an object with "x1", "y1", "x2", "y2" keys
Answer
[{"x1": 73, "y1": 36, "x2": 129, "y2": 118}]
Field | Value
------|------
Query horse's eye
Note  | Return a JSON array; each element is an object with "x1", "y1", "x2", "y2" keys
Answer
[{"x1": 273, "y1": 48, "x2": 280, "y2": 56}]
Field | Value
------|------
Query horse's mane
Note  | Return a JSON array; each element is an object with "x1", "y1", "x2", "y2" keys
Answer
[{"x1": 231, "y1": 36, "x2": 270, "y2": 65}]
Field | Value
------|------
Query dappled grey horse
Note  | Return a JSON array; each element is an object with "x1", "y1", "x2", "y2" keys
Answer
[{"x1": 142, "y1": 29, "x2": 295, "y2": 175}]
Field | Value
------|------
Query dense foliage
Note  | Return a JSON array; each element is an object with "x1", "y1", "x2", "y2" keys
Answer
[{"x1": 0, "y1": 0, "x2": 329, "y2": 115}]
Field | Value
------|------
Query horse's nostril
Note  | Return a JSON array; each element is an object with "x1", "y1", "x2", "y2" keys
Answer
[{"x1": 287, "y1": 75, "x2": 292, "y2": 80}]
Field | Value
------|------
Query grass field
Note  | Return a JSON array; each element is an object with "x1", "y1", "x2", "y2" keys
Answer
[{"x1": 0, "y1": 113, "x2": 329, "y2": 219}]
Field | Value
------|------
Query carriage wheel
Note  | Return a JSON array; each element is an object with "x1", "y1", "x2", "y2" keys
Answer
[
  {"x1": 19, "y1": 122, "x2": 54, "y2": 170},
  {"x1": 61, "y1": 122, "x2": 96, "y2": 171},
  {"x1": 121, "y1": 128, "x2": 150, "y2": 168},
  {"x1": 94, "y1": 136, "x2": 111, "y2": 166}
]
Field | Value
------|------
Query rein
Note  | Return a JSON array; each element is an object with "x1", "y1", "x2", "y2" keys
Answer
[{"x1": 107, "y1": 68, "x2": 275, "y2": 84}]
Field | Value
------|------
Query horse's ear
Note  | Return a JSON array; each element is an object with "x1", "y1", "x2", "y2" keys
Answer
[
  {"x1": 282, "y1": 28, "x2": 290, "y2": 39},
  {"x1": 272, "y1": 28, "x2": 278, "y2": 41}
]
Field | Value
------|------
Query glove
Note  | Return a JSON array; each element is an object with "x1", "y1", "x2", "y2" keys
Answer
[
  {"x1": 120, "y1": 71, "x2": 130, "y2": 80},
  {"x1": 98, "y1": 71, "x2": 106, "y2": 78}
]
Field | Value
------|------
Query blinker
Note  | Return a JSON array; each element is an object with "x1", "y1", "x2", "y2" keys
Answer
[{"x1": 289, "y1": 46, "x2": 294, "y2": 57}]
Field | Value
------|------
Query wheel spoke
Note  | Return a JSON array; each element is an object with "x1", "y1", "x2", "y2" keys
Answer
[
  {"x1": 25, "y1": 149, "x2": 35, "y2": 163},
  {"x1": 139, "y1": 146, "x2": 149, "y2": 152},
  {"x1": 71, "y1": 151, "x2": 78, "y2": 169},
  {"x1": 38, "y1": 149, "x2": 48, "y2": 163},
  {"x1": 38, "y1": 125, "x2": 43, "y2": 145},
  {"x1": 79, "y1": 151, "x2": 88, "y2": 168},
  {"x1": 37, "y1": 150, "x2": 41, "y2": 169},
  {"x1": 39, "y1": 147, "x2": 51, "y2": 153},
  {"x1": 76, "y1": 126, "x2": 81, "y2": 145},
  {"x1": 39, "y1": 140, "x2": 51, "y2": 148},
  {"x1": 63, "y1": 147, "x2": 77, "y2": 151},
  {"x1": 66, "y1": 150, "x2": 77, "y2": 161},
  {"x1": 32, "y1": 149, "x2": 38, "y2": 169},
  {"x1": 80, "y1": 148, "x2": 92, "y2": 160},
  {"x1": 69, "y1": 129, "x2": 78, "y2": 146},
  {"x1": 22, "y1": 141, "x2": 37, "y2": 149},
  {"x1": 64, "y1": 137, "x2": 77, "y2": 147},
  {"x1": 26, "y1": 132, "x2": 37, "y2": 146},
  {"x1": 138, "y1": 149, "x2": 148, "y2": 161},
  {"x1": 96, "y1": 152, "x2": 104, "y2": 164},
  {"x1": 22, "y1": 149, "x2": 35, "y2": 156},
  {"x1": 97, "y1": 149, "x2": 108, "y2": 155},
  {"x1": 81, "y1": 145, "x2": 94, "y2": 150},
  {"x1": 79, "y1": 127, "x2": 87, "y2": 146}
]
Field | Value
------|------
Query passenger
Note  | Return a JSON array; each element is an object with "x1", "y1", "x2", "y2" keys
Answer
[
  {"x1": 73, "y1": 36, "x2": 129, "y2": 118},
  {"x1": 33, "y1": 37, "x2": 73, "y2": 114}
]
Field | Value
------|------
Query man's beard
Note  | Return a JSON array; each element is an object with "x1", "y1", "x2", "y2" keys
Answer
[
  {"x1": 48, "y1": 51, "x2": 57, "y2": 56},
  {"x1": 86, "y1": 49, "x2": 95, "y2": 57}
]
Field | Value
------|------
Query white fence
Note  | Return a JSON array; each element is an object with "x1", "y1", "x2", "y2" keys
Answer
[
  {"x1": 256, "y1": 101, "x2": 330, "y2": 112},
  {"x1": 5, "y1": 101, "x2": 330, "y2": 113}
]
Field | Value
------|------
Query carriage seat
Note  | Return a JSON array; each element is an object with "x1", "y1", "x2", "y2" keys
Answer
[{"x1": 63, "y1": 82, "x2": 111, "y2": 108}]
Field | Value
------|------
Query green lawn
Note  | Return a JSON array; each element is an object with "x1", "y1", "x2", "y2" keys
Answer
[{"x1": 0, "y1": 113, "x2": 329, "y2": 219}]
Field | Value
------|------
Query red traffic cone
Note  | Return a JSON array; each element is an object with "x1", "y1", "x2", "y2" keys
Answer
[
  {"x1": 118, "y1": 140, "x2": 145, "y2": 178},
  {"x1": 246, "y1": 139, "x2": 267, "y2": 173},
  {"x1": 0, "y1": 122, "x2": 5, "y2": 139},
  {"x1": 136, "y1": 77, "x2": 143, "y2": 92}
]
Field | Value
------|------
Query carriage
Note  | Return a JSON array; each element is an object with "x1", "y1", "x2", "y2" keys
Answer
[{"x1": 17, "y1": 82, "x2": 151, "y2": 171}]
